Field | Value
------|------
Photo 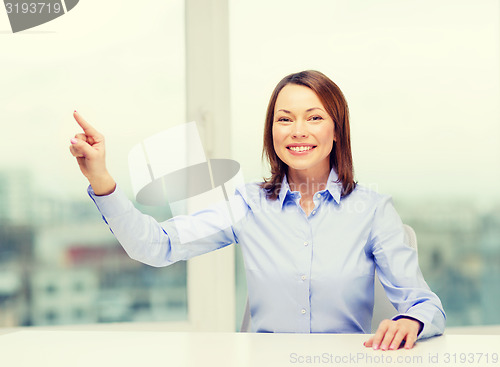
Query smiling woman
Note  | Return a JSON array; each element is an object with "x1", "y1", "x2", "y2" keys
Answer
[
  {"x1": 69, "y1": 69, "x2": 445, "y2": 351},
  {"x1": 257, "y1": 71, "x2": 445, "y2": 349}
]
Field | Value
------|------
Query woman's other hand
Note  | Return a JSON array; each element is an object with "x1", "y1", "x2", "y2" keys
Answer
[
  {"x1": 69, "y1": 111, "x2": 116, "y2": 195},
  {"x1": 363, "y1": 318, "x2": 421, "y2": 350}
]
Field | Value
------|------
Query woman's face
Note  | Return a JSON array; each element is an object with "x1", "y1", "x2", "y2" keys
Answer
[{"x1": 272, "y1": 84, "x2": 335, "y2": 178}]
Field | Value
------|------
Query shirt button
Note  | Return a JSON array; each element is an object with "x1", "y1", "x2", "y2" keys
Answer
[
  {"x1": 301, "y1": 275, "x2": 306, "y2": 281},
  {"x1": 311, "y1": 210, "x2": 316, "y2": 215},
  {"x1": 316, "y1": 194, "x2": 321, "y2": 199},
  {"x1": 301, "y1": 309, "x2": 306, "y2": 314},
  {"x1": 304, "y1": 241, "x2": 309, "y2": 246}
]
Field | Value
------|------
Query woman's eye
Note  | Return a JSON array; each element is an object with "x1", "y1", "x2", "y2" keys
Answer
[
  {"x1": 309, "y1": 116, "x2": 323, "y2": 121},
  {"x1": 277, "y1": 117, "x2": 291, "y2": 122}
]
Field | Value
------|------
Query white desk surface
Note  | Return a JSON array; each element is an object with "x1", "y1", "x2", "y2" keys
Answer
[{"x1": 0, "y1": 330, "x2": 498, "y2": 367}]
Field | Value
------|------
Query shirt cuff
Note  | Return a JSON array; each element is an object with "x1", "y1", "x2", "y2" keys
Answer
[
  {"x1": 392, "y1": 314, "x2": 424, "y2": 336},
  {"x1": 87, "y1": 184, "x2": 133, "y2": 220}
]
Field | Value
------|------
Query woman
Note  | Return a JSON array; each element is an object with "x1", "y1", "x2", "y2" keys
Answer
[{"x1": 69, "y1": 70, "x2": 445, "y2": 350}]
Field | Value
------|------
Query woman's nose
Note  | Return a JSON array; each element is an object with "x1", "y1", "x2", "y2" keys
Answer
[{"x1": 291, "y1": 120, "x2": 308, "y2": 138}]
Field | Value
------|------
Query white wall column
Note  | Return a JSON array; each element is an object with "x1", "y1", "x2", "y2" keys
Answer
[{"x1": 185, "y1": 0, "x2": 235, "y2": 331}]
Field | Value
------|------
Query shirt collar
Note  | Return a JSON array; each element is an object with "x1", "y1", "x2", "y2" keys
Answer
[{"x1": 278, "y1": 167, "x2": 342, "y2": 208}]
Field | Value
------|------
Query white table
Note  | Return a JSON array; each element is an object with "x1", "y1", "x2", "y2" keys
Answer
[{"x1": 0, "y1": 329, "x2": 498, "y2": 367}]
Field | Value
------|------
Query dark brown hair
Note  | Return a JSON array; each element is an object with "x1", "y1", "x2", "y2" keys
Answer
[{"x1": 261, "y1": 70, "x2": 356, "y2": 199}]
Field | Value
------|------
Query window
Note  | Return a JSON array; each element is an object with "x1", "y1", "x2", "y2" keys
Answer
[
  {"x1": 0, "y1": 0, "x2": 187, "y2": 327},
  {"x1": 230, "y1": 0, "x2": 500, "y2": 328}
]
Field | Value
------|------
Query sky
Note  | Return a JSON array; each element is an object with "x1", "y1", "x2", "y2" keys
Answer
[{"x1": 0, "y1": 0, "x2": 499, "y2": 207}]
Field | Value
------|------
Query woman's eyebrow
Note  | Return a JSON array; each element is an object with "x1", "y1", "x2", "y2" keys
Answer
[
  {"x1": 275, "y1": 107, "x2": 326, "y2": 115},
  {"x1": 276, "y1": 109, "x2": 292, "y2": 114},
  {"x1": 306, "y1": 107, "x2": 325, "y2": 113}
]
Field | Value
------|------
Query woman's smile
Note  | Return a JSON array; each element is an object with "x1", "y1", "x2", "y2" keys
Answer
[{"x1": 286, "y1": 143, "x2": 317, "y2": 154}]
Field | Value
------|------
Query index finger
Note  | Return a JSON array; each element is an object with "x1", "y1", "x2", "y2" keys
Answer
[{"x1": 73, "y1": 111, "x2": 100, "y2": 136}]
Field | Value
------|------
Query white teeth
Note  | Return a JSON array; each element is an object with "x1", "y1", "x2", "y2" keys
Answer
[{"x1": 289, "y1": 146, "x2": 313, "y2": 152}]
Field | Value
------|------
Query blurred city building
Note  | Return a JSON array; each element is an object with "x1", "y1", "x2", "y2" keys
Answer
[
  {"x1": 0, "y1": 169, "x2": 187, "y2": 327},
  {"x1": 1, "y1": 168, "x2": 499, "y2": 328}
]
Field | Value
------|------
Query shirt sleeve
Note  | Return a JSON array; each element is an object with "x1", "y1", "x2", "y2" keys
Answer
[
  {"x1": 369, "y1": 195, "x2": 446, "y2": 339},
  {"x1": 87, "y1": 184, "x2": 249, "y2": 267}
]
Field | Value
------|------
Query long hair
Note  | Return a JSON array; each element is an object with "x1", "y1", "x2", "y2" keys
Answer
[{"x1": 261, "y1": 70, "x2": 356, "y2": 199}]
